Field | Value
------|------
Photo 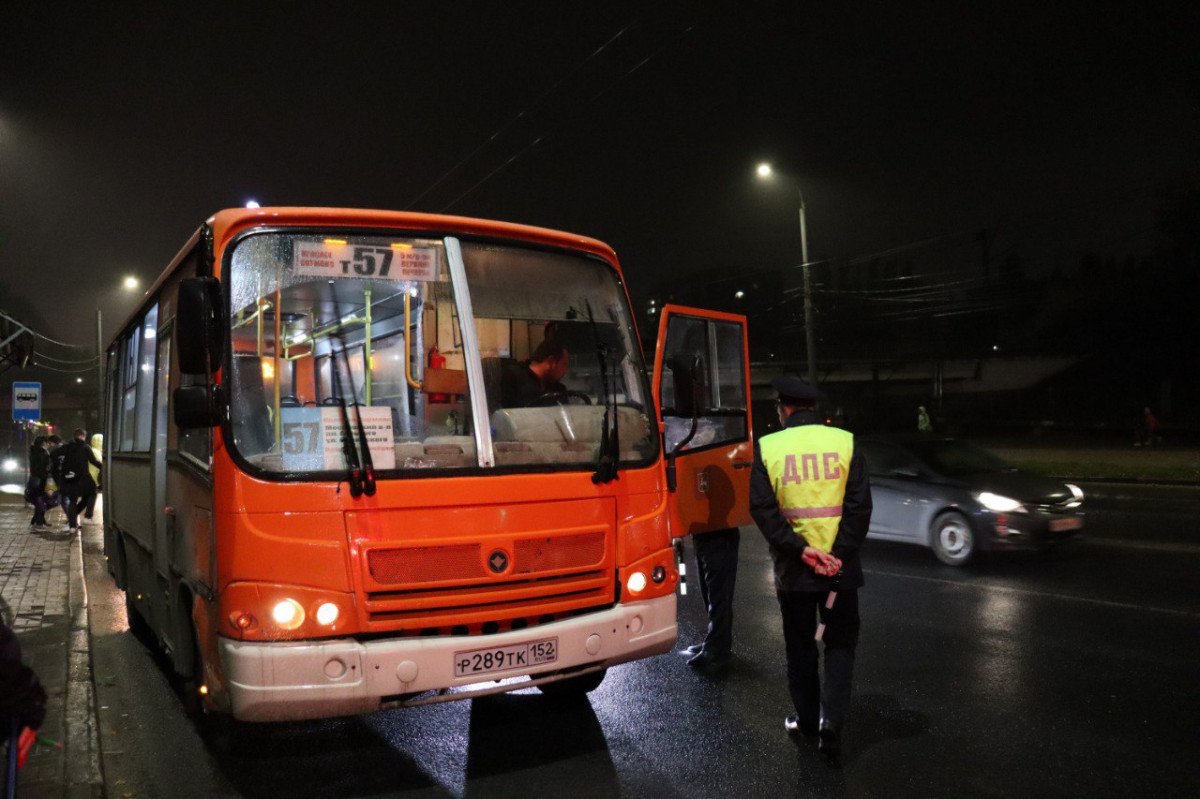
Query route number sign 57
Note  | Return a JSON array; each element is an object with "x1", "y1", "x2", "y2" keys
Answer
[{"x1": 294, "y1": 240, "x2": 438, "y2": 282}]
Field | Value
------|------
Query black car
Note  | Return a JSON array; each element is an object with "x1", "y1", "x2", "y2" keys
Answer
[{"x1": 858, "y1": 437, "x2": 1084, "y2": 565}]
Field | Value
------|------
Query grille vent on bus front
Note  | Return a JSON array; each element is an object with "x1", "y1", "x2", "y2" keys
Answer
[
  {"x1": 361, "y1": 530, "x2": 613, "y2": 634},
  {"x1": 367, "y1": 531, "x2": 605, "y2": 586}
]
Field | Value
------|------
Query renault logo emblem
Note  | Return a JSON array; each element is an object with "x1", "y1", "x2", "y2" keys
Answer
[{"x1": 488, "y1": 550, "x2": 509, "y2": 574}]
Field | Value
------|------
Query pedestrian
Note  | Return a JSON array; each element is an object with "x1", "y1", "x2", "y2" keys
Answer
[
  {"x1": 680, "y1": 526, "x2": 740, "y2": 675},
  {"x1": 52, "y1": 429, "x2": 102, "y2": 532},
  {"x1": 749, "y1": 375, "x2": 872, "y2": 759},
  {"x1": 1, "y1": 621, "x2": 46, "y2": 775},
  {"x1": 23, "y1": 436, "x2": 54, "y2": 529},
  {"x1": 917, "y1": 405, "x2": 932, "y2": 433},
  {"x1": 1143, "y1": 407, "x2": 1160, "y2": 447},
  {"x1": 43, "y1": 434, "x2": 64, "y2": 526},
  {"x1": 82, "y1": 433, "x2": 104, "y2": 524}
]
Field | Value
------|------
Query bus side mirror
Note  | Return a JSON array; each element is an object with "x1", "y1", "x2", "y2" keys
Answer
[
  {"x1": 177, "y1": 277, "x2": 224, "y2": 375},
  {"x1": 174, "y1": 384, "x2": 226, "y2": 428}
]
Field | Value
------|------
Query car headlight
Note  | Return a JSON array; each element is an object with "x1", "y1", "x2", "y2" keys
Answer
[
  {"x1": 1, "y1": 458, "x2": 18, "y2": 473},
  {"x1": 1065, "y1": 483, "x2": 1085, "y2": 504},
  {"x1": 976, "y1": 492, "x2": 1026, "y2": 513}
]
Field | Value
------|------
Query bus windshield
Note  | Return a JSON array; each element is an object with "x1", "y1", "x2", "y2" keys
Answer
[{"x1": 226, "y1": 231, "x2": 656, "y2": 476}]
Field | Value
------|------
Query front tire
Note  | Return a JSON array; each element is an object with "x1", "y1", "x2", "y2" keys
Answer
[{"x1": 930, "y1": 511, "x2": 975, "y2": 566}]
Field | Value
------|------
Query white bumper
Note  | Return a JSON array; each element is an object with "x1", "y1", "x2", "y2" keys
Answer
[{"x1": 220, "y1": 593, "x2": 677, "y2": 722}]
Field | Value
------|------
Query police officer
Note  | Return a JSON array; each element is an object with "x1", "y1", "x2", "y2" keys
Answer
[{"x1": 749, "y1": 376, "x2": 871, "y2": 758}]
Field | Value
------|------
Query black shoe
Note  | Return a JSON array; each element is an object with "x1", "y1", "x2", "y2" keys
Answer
[
  {"x1": 784, "y1": 715, "x2": 818, "y2": 737},
  {"x1": 679, "y1": 643, "x2": 704, "y2": 657},
  {"x1": 817, "y1": 724, "x2": 841, "y2": 758},
  {"x1": 687, "y1": 650, "x2": 732, "y2": 673}
]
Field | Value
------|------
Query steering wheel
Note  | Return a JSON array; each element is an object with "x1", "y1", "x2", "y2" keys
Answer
[{"x1": 535, "y1": 390, "x2": 592, "y2": 406}]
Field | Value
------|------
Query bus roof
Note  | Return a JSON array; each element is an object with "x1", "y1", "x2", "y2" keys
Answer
[
  {"x1": 107, "y1": 207, "x2": 623, "y2": 348},
  {"x1": 208, "y1": 207, "x2": 620, "y2": 264}
]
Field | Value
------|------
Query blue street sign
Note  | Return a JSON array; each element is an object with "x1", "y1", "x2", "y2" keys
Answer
[{"x1": 12, "y1": 381, "x2": 41, "y2": 421}]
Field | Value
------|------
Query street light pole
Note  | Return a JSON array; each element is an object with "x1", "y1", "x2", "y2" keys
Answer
[
  {"x1": 796, "y1": 185, "x2": 817, "y2": 386},
  {"x1": 757, "y1": 163, "x2": 817, "y2": 385}
]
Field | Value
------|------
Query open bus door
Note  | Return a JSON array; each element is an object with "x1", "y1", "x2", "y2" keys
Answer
[{"x1": 651, "y1": 305, "x2": 753, "y2": 537}]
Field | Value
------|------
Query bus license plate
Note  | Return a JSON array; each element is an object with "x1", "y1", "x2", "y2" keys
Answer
[
  {"x1": 454, "y1": 637, "x2": 558, "y2": 678},
  {"x1": 1048, "y1": 517, "x2": 1083, "y2": 532}
]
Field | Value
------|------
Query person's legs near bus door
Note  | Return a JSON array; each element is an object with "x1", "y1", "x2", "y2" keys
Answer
[{"x1": 691, "y1": 527, "x2": 739, "y2": 664}]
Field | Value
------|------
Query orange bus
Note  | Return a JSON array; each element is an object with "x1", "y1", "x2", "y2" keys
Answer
[{"x1": 102, "y1": 207, "x2": 751, "y2": 728}]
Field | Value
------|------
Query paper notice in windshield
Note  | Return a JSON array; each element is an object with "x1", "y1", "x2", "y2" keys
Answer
[
  {"x1": 294, "y1": 241, "x2": 438, "y2": 282},
  {"x1": 280, "y1": 406, "x2": 395, "y2": 471}
]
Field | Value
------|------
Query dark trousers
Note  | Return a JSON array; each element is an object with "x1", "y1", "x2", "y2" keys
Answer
[
  {"x1": 24, "y1": 483, "x2": 55, "y2": 526},
  {"x1": 777, "y1": 588, "x2": 860, "y2": 732},
  {"x1": 60, "y1": 480, "x2": 94, "y2": 529},
  {"x1": 693, "y1": 527, "x2": 740, "y2": 657}
]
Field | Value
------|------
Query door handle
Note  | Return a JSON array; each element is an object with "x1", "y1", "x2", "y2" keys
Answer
[{"x1": 732, "y1": 460, "x2": 753, "y2": 470}]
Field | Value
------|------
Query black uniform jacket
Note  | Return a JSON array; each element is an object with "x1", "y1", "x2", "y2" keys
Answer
[
  {"x1": 55, "y1": 439, "x2": 102, "y2": 487},
  {"x1": 27, "y1": 445, "x2": 51, "y2": 491},
  {"x1": 749, "y1": 409, "x2": 872, "y2": 592}
]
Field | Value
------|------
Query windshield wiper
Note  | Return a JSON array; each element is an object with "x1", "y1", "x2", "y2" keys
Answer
[
  {"x1": 583, "y1": 301, "x2": 619, "y2": 484},
  {"x1": 329, "y1": 350, "x2": 365, "y2": 497},
  {"x1": 331, "y1": 328, "x2": 376, "y2": 498}
]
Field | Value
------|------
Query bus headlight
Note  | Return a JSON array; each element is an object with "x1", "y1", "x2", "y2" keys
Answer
[
  {"x1": 315, "y1": 602, "x2": 339, "y2": 626},
  {"x1": 272, "y1": 598, "x2": 305, "y2": 630},
  {"x1": 627, "y1": 571, "x2": 647, "y2": 594}
]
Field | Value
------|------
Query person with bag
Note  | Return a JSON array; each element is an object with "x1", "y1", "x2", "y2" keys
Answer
[{"x1": 23, "y1": 436, "x2": 53, "y2": 530}]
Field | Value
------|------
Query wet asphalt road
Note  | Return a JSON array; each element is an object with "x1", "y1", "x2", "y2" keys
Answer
[{"x1": 86, "y1": 482, "x2": 1200, "y2": 798}]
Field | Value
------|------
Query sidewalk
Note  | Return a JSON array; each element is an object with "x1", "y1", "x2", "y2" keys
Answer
[{"x1": 0, "y1": 493, "x2": 103, "y2": 798}]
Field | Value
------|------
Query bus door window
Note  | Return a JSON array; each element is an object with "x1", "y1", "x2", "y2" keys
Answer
[{"x1": 661, "y1": 315, "x2": 748, "y2": 453}]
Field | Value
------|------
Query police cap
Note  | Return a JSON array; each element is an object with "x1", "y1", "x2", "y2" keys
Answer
[{"x1": 772, "y1": 374, "x2": 820, "y2": 405}]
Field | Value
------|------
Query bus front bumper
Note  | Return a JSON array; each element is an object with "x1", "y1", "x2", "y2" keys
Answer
[{"x1": 219, "y1": 593, "x2": 677, "y2": 722}]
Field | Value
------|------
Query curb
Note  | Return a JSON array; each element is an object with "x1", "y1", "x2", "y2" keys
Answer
[{"x1": 66, "y1": 529, "x2": 105, "y2": 798}]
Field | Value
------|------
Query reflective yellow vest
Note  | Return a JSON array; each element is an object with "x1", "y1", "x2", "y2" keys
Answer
[{"x1": 759, "y1": 424, "x2": 855, "y2": 552}]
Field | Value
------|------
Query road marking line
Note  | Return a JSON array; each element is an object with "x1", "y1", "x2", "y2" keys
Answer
[
  {"x1": 863, "y1": 568, "x2": 1200, "y2": 619},
  {"x1": 1079, "y1": 538, "x2": 1200, "y2": 555}
]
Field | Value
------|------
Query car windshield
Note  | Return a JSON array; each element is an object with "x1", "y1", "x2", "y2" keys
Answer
[
  {"x1": 225, "y1": 231, "x2": 655, "y2": 476},
  {"x1": 907, "y1": 439, "x2": 1013, "y2": 476}
]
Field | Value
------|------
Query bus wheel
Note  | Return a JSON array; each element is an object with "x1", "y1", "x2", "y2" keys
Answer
[
  {"x1": 181, "y1": 627, "x2": 248, "y2": 753},
  {"x1": 537, "y1": 667, "x2": 607, "y2": 698}
]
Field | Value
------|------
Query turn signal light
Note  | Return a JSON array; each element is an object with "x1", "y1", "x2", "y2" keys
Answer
[{"x1": 229, "y1": 612, "x2": 257, "y2": 632}]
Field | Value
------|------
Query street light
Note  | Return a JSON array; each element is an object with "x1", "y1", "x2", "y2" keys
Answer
[{"x1": 756, "y1": 162, "x2": 817, "y2": 386}]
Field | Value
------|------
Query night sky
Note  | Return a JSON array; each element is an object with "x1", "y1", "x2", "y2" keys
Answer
[{"x1": 2, "y1": 1, "x2": 1197, "y2": 359}]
